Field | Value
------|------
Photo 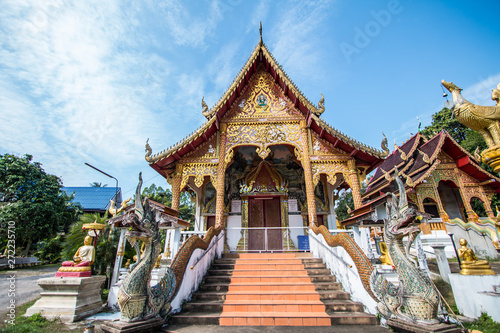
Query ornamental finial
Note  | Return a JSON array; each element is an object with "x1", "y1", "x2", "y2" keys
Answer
[{"x1": 259, "y1": 21, "x2": 263, "y2": 45}]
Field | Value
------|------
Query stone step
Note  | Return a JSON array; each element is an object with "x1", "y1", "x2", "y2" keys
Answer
[
  {"x1": 171, "y1": 252, "x2": 379, "y2": 328},
  {"x1": 219, "y1": 311, "x2": 332, "y2": 326},
  {"x1": 169, "y1": 311, "x2": 220, "y2": 325},
  {"x1": 322, "y1": 300, "x2": 365, "y2": 312},
  {"x1": 329, "y1": 312, "x2": 379, "y2": 325},
  {"x1": 191, "y1": 291, "x2": 227, "y2": 301},
  {"x1": 181, "y1": 300, "x2": 224, "y2": 312}
]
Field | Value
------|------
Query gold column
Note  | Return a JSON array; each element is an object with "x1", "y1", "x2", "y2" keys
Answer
[
  {"x1": 347, "y1": 159, "x2": 363, "y2": 209},
  {"x1": 171, "y1": 164, "x2": 183, "y2": 211},
  {"x1": 300, "y1": 121, "x2": 318, "y2": 226},
  {"x1": 215, "y1": 123, "x2": 228, "y2": 228},
  {"x1": 457, "y1": 185, "x2": 477, "y2": 221}
]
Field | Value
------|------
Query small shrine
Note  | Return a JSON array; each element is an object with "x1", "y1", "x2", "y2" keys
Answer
[{"x1": 343, "y1": 131, "x2": 500, "y2": 257}]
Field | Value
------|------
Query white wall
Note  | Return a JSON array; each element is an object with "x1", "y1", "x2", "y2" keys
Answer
[
  {"x1": 226, "y1": 215, "x2": 242, "y2": 251},
  {"x1": 170, "y1": 231, "x2": 224, "y2": 312},
  {"x1": 288, "y1": 214, "x2": 305, "y2": 248},
  {"x1": 308, "y1": 230, "x2": 377, "y2": 314}
]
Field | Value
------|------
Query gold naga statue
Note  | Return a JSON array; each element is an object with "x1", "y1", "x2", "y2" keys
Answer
[
  {"x1": 56, "y1": 235, "x2": 96, "y2": 277},
  {"x1": 457, "y1": 238, "x2": 495, "y2": 275},
  {"x1": 442, "y1": 80, "x2": 500, "y2": 172}
]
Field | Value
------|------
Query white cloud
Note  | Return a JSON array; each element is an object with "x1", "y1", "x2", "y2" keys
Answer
[
  {"x1": 391, "y1": 73, "x2": 500, "y2": 145},
  {"x1": 156, "y1": 0, "x2": 224, "y2": 49},
  {"x1": 268, "y1": 0, "x2": 333, "y2": 84},
  {"x1": 0, "y1": 1, "x2": 169, "y2": 189}
]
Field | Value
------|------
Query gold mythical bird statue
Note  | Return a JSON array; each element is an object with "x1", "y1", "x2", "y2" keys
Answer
[
  {"x1": 442, "y1": 80, "x2": 500, "y2": 147},
  {"x1": 442, "y1": 80, "x2": 500, "y2": 172}
]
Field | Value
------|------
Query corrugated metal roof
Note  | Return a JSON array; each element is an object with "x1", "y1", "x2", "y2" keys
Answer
[{"x1": 62, "y1": 187, "x2": 121, "y2": 211}]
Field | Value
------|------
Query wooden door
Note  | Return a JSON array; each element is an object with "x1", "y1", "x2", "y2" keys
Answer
[
  {"x1": 206, "y1": 216, "x2": 215, "y2": 230},
  {"x1": 248, "y1": 197, "x2": 282, "y2": 251}
]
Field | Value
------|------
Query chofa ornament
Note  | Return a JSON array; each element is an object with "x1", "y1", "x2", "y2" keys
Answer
[
  {"x1": 370, "y1": 168, "x2": 441, "y2": 324},
  {"x1": 442, "y1": 80, "x2": 500, "y2": 172},
  {"x1": 116, "y1": 173, "x2": 176, "y2": 322}
]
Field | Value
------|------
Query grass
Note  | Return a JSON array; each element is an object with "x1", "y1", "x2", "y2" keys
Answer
[
  {"x1": 463, "y1": 313, "x2": 500, "y2": 333},
  {"x1": 0, "y1": 299, "x2": 80, "y2": 333}
]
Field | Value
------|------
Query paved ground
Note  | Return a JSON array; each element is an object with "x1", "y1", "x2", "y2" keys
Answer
[
  {"x1": 163, "y1": 324, "x2": 391, "y2": 332},
  {"x1": 0, "y1": 265, "x2": 58, "y2": 322}
]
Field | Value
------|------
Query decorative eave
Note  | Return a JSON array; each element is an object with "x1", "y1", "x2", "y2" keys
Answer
[{"x1": 147, "y1": 36, "x2": 385, "y2": 174}]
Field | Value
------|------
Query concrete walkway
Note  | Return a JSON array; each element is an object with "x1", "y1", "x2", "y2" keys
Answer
[{"x1": 0, "y1": 265, "x2": 59, "y2": 322}]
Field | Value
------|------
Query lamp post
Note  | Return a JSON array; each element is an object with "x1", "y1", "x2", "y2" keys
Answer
[
  {"x1": 85, "y1": 163, "x2": 120, "y2": 206},
  {"x1": 448, "y1": 233, "x2": 461, "y2": 268}
]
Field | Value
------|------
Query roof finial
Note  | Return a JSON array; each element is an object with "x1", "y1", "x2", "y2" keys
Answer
[{"x1": 259, "y1": 21, "x2": 263, "y2": 45}]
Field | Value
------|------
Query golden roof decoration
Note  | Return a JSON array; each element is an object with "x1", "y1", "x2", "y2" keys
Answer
[{"x1": 145, "y1": 27, "x2": 386, "y2": 165}]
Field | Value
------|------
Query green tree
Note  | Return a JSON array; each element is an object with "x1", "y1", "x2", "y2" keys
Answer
[
  {"x1": 335, "y1": 189, "x2": 354, "y2": 223},
  {"x1": 90, "y1": 182, "x2": 107, "y2": 187},
  {"x1": 0, "y1": 154, "x2": 81, "y2": 255},
  {"x1": 139, "y1": 184, "x2": 195, "y2": 224}
]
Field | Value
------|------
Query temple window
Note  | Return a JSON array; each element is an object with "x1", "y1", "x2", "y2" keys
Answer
[
  {"x1": 423, "y1": 198, "x2": 439, "y2": 218},
  {"x1": 437, "y1": 180, "x2": 465, "y2": 220},
  {"x1": 470, "y1": 197, "x2": 487, "y2": 218}
]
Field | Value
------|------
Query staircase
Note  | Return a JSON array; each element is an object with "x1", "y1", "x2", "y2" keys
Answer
[{"x1": 169, "y1": 252, "x2": 380, "y2": 327}]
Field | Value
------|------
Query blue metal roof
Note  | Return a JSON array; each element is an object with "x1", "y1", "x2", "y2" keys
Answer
[{"x1": 62, "y1": 187, "x2": 122, "y2": 211}]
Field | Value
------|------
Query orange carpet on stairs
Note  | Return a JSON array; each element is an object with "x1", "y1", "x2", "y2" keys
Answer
[{"x1": 219, "y1": 253, "x2": 331, "y2": 326}]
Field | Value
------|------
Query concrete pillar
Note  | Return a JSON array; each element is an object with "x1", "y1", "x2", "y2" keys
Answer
[
  {"x1": 111, "y1": 228, "x2": 127, "y2": 286},
  {"x1": 431, "y1": 244, "x2": 451, "y2": 283},
  {"x1": 171, "y1": 164, "x2": 183, "y2": 211},
  {"x1": 170, "y1": 227, "x2": 182, "y2": 260},
  {"x1": 326, "y1": 183, "x2": 338, "y2": 230}
]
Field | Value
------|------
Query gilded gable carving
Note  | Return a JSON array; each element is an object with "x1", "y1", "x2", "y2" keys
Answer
[
  {"x1": 311, "y1": 161, "x2": 349, "y2": 187},
  {"x1": 183, "y1": 135, "x2": 218, "y2": 162},
  {"x1": 225, "y1": 122, "x2": 303, "y2": 161},
  {"x1": 224, "y1": 70, "x2": 303, "y2": 120},
  {"x1": 310, "y1": 132, "x2": 345, "y2": 156},
  {"x1": 180, "y1": 163, "x2": 217, "y2": 190}
]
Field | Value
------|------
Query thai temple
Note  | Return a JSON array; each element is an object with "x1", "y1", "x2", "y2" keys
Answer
[
  {"x1": 32, "y1": 27, "x2": 499, "y2": 332},
  {"x1": 130, "y1": 29, "x2": 500, "y2": 330}
]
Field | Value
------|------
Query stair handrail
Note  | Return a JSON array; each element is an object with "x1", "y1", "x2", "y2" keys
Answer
[
  {"x1": 190, "y1": 231, "x2": 225, "y2": 270},
  {"x1": 308, "y1": 230, "x2": 355, "y2": 269},
  {"x1": 309, "y1": 224, "x2": 376, "y2": 300},
  {"x1": 169, "y1": 225, "x2": 223, "y2": 300}
]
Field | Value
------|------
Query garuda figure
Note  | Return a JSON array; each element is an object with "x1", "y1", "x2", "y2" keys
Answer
[
  {"x1": 117, "y1": 173, "x2": 176, "y2": 322},
  {"x1": 370, "y1": 169, "x2": 440, "y2": 324}
]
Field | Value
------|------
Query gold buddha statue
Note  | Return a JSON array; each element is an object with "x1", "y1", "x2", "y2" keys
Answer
[
  {"x1": 378, "y1": 241, "x2": 393, "y2": 266},
  {"x1": 56, "y1": 236, "x2": 95, "y2": 277},
  {"x1": 458, "y1": 238, "x2": 495, "y2": 275}
]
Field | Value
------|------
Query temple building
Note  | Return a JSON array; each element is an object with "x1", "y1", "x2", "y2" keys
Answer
[
  {"x1": 145, "y1": 34, "x2": 387, "y2": 252},
  {"x1": 343, "y1": 131, "x2": 500, "y2": 257}
]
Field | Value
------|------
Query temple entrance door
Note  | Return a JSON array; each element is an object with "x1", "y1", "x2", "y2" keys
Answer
[{"x1": 248, "y1": 197, "x2": 282, "y2": 251}]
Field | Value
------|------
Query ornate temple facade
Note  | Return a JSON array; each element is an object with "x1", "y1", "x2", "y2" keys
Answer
[
  {"x1": 343, "y1": 131, "x2": 500, "y2": 256},
  {"x1": 145, "y1": 37, "x2": 387, "y2": 252}
]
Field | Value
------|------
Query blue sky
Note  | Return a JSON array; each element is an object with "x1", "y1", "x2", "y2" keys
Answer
[{"x1": 1, "y1": 0, "x2": 500, "y2": 198}]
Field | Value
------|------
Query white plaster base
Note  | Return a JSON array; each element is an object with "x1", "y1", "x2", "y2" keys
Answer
[
  {"x1": 449, "y1": 273, "x2": 500, "y2": 322},
  {"x1": 25, "y1": 276, "x2": 105, "y2": 322}
]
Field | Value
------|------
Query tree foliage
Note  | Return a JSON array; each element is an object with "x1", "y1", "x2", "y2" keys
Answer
[
  {"x1": 139, "y1": 183, "x2": 195, "y2": 225},
  {"x1": 0, "y1": 154, "x2": 81, "y2": 254}
]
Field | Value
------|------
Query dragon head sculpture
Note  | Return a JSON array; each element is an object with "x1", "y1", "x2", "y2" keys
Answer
[
  {"x1": 126, "y1": 172, "x2": 159, "y2": 245},
  {"x1": 384, "y1": 168, "x2": 421, "y2": 241}
]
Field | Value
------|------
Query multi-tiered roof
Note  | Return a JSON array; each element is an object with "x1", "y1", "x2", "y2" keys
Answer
[{"x1": 147, "y1": 34, "x2": 386, "y2": 179}]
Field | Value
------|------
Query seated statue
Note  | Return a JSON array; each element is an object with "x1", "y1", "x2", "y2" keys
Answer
[
  {"x1": 56, "y1": 236, "x2": 95, "y2": 277},
  {"x1": 378, "y1": 241, "x2": 393, "y2": 266},
  {"x1": 458, "y1": 238, "x2": 495, "y2": 275}
]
